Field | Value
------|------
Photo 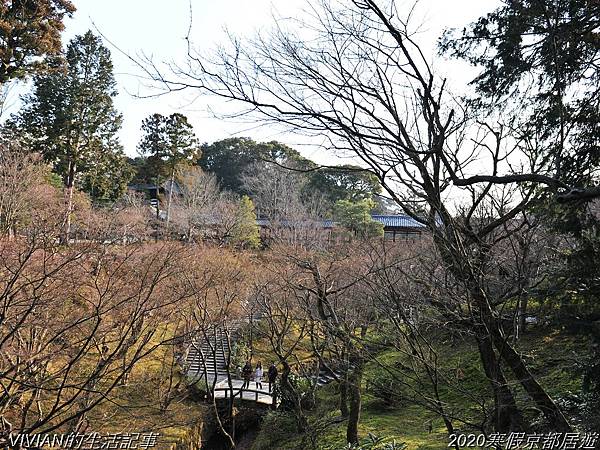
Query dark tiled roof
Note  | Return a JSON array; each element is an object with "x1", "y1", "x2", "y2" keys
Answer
[
  {"x1": 371, "y1": 215, "x2": 425, "y2": 228},
  {"x1": 257, "y1": 215, "x2": 424, "y2": 229},
  {"x1": 257, "y1": 218, "x2": 334, "y2": 228},
  {"x1": 162, "y1": 179, "x2": 182, "y2": 194},
  {"x1": 129, "y1": 183, "x2": 159, "y2": 190}
]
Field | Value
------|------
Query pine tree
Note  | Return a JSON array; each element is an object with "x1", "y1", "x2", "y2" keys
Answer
[
  {"x1": 137, "y1": 113, "x2": 168, "y2": 183},
  {"x1": 333, "y1": 198, "x2": 384, "y2": 239},
  {"x1": 15, "y1": 30, "x2": 129, "y2": 242}
]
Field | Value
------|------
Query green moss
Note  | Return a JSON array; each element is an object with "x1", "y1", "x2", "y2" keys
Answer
[
  {"x1": 251, "y1": 327, "x2": 592, "y2": 449},
  {"x1": 84, "y1": 325, "x2": 209, "y2": 449}
]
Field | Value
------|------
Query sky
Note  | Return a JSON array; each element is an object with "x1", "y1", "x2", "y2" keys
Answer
[{"x1": 4, "y1": 0, "x2": 501, "y2": 163}]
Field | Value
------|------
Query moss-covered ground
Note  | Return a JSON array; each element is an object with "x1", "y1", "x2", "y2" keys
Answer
[
  {"x1": 251, "y1": 325, "x2": 594, "y2": 450},
  {"x1": 84, "y1": 328, "x2": 209, "y2": 449}
]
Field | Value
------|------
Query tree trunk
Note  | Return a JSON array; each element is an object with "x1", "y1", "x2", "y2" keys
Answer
[
  {"x1": 339, "y1": 380, "x2": 349, "y2": 418},
  {"x1": 491, "y1": 324, "x2": 571, "y2": 431},
  {"x1": 346, "y1": 365, "x2": 362, "y2": 445},
  {"x1": 166, "y1": 168, "x2": 175, "y2": 231},
  {"x1": 476, "y1": 333, "x2": 523, "y2": 432},
  {"x1": 61, "y1": 162, "x2": 76, "y2": 245},
  {"x1": 432, "y1": 229, "x2": 570, "y2": 433},
  {"x1": 271, "y1": 386, "x2": 278, "y2": 410},
  {"x1": 211, "y1": 397, "x2": 235, "y2": 450},
  {"x1": 517, "y1": 296, "x2": 529, "y2": 337},
  {"x1": 281, "y1": 361, "x2": 307, "y2": 432},
  {"x1": 475, "y1": 291, "x2": 571, "y2": 432}
]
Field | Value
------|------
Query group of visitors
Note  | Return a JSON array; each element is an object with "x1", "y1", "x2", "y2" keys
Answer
[{"x1": 241, "y1": 360, "x2": 278, "y2": 392}]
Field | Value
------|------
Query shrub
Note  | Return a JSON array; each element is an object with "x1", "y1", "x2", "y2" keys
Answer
[{"x1": 366, "y1": 372, "x2": 407, "y2": 408}]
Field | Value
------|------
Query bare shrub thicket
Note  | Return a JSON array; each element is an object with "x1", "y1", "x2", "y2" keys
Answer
[
  {"x1": 0, "y1": 142, "x2": 63, "y2": 237},
  {"x1": 242, "y1": 163, "x2": 330, "y2": 250},
  {"x1": 0, "y1": 237, "x2": 195, "y2": 438},
  {"x1": 76, "y1": 190, "x2": 154, "y2": 244}
]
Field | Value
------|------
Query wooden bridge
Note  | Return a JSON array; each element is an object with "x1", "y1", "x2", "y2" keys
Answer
[
  {"x1": 183, "y1": 316, "x2": 337, "y2": 407},
  {"x1": 212, "y1": 379, "x2": 275, "y2": 406},
  {"x1": 183, "y1": 318, "x2": 278, "y2": 406}
]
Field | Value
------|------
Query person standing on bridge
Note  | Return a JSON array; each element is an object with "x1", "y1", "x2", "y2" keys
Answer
[
  {"x1": 242, "y1": 360, "x2": 252, "y2": 390},
  {"x1": 255, "y1": 361, "x2": 263, "y2": 390},
  {"x1": 268, "y1": 362, "x2": 278, "y2": 393}
]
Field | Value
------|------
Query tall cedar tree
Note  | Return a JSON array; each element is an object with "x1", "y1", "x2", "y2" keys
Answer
[
  {"x1": 137, "y1": 112, "x2": 201, "y2": 224},
  {"x1": 15, "y1": 30, "x2": 130, "y2": 242},
  {"x1": 0, "y1": 0, "x2": 75, "y2": 84}
]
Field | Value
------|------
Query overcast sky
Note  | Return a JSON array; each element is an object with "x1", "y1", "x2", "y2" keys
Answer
[{"x1": 5, "y1": 0, "x2": 501, "y2": 163}]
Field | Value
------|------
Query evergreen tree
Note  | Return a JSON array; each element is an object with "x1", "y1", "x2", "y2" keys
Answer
[
  {"x1": 0, "y1": 0, "x2": 76, "y2": 85},
  {"x1": 82, "y1": 150, "x2": 134, "y2": 202},
  {"x1": 200, "y1": 137, "x2": 382, "y2": 211},
  {"x1": 231, "y1": 195, "x2": 260, "y2": 248},
  {"x1": 442, "y1": 0, "x2": 600, "y2": 313},
  {"x1": 199, "y1": 137, "x2": 307, "y2": 194},
  {"x1": 138, "y1": 112, "x2": 200, "y2": 180},
  {"x1": 334, "y1": 198, "x2": 384, "y2": 239},
  {"x1": 306, "y1": 165, "x2": 381, "y2": 204},
  {"x1": 137, "y1": 113, "x2": 167, "y2": 183},
  {"x1": 137, "y1": 112, "x2": 201, "y2": 225},
  {"x1": 14, "y1": 30, "x2": 129, "y2": 242},
  {"x1": 441, "y1": 0, "x2": 600, "y2": 191}
]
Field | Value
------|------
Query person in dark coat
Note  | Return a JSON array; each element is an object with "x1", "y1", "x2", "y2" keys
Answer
[
  {"x1": 267, "y1": 362, "x2": 278, "y2": 393},
  {"x1": 242, "y1": 360, "x2": 253, "y2": 390}
]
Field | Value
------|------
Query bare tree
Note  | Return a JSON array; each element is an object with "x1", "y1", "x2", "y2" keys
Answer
[
  {"x1": 0, "y1": 234, "x2": 191, "y2": 437},
  {"x1": 242, "y1": 162, "x2": 330, "y2": 249},
  {"x1": 144, "y1": 0, "x2": 572, "y2": 432},
  {"x1": 252, "y1": 263, "x2": 311, "y2": 433},
  {"x1": 363, "y1": 239, "x2": 514, "y2": 438},
  {"x1": 269, "y1": 243, "x2": 384, "y2": 444},
  {"x1": 172, "y1": 166, "x2": 222, "y2": 241},
  {"x1": 0, "y1": 142, "x2": 60, "y2": 238},
  {"x1": 76, "y1": 190, "x2": 153, "y2": 244},
  {"x1": 177, "y1": 248, "x2": 250, "y2": 449},
  {"x1": 242, "y1": 162, "x2": 306, "y2": 220}
]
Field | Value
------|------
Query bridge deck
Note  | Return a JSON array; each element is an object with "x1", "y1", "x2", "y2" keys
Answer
[{"x1": 213, "y1": 379, "x2": 274, "y2": 405}]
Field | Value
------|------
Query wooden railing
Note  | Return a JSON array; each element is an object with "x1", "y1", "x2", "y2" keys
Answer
[{"x1": 213, "y1": 386, "x2": 275, "y2": 405}]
